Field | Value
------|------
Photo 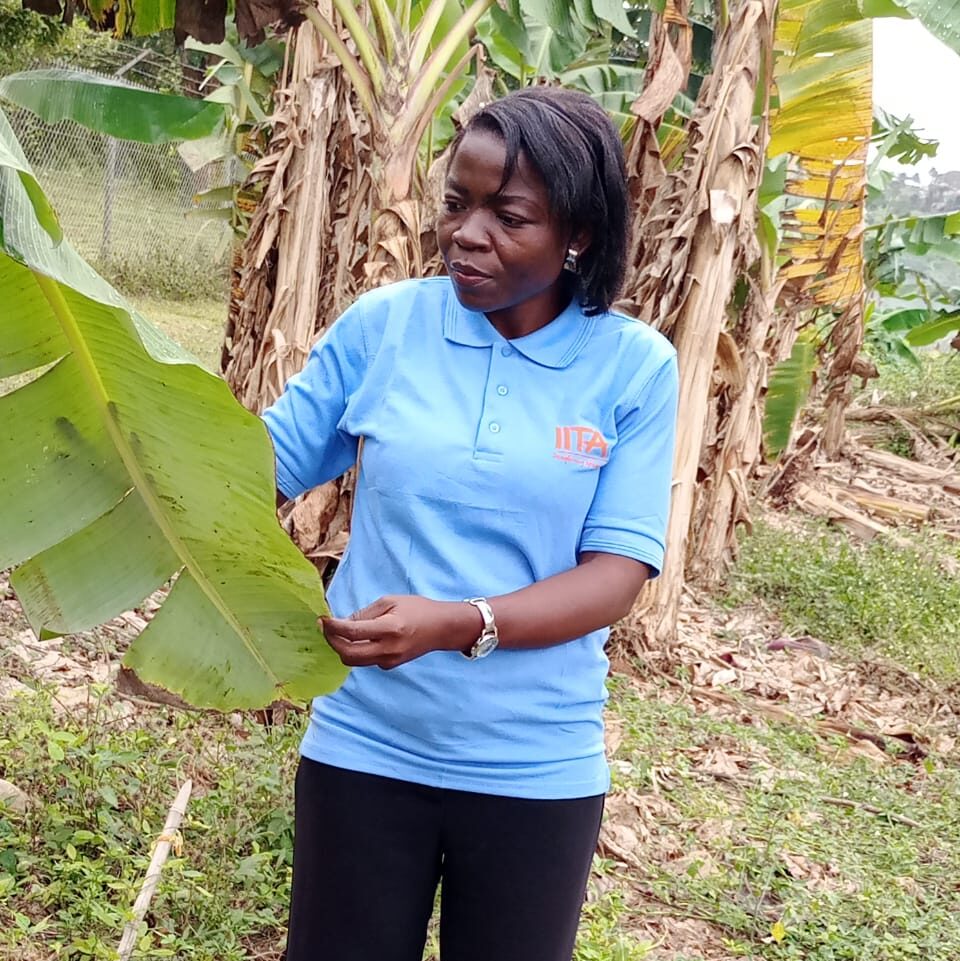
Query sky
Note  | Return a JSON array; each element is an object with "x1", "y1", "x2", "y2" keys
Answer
[{"x1": 873, "y1": 18, "x2": 960, "y2": 177}]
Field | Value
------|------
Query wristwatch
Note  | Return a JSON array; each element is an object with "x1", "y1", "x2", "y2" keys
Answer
[{"x1": 462, "y1": 597, "x2": 499, "y2": 659}]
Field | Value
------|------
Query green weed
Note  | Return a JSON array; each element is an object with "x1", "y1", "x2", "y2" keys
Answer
[
  {"x1": 725, "y1": 518, "x2": 960, "y2": 680},
  {"x1": 0, "y1": 689, "x2": 300, "y2": 960},
  {"x1": 0, "y1": 687, "x2": 662, "y2": 961},
  {"x1": 862, "y1": 352, "x2": 960, "y2": 410},
  {"x1": 576, "y1": 881, "x2": 655, "y2": 961},
  {"x1": 607, "y1": 675, "x2": 960, "y2": 961},
  {"x1": 97, "y1": 249, "x2": 229, "y2": 302}
]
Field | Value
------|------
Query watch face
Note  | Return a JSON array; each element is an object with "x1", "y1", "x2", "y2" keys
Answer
[{"x1": 473, "y1": 633, "x2": 498, "y2": 658}]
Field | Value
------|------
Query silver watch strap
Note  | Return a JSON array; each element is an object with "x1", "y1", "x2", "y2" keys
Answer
[{"x1": 462, "y1": 597, "x2": 499, "y2": 659}]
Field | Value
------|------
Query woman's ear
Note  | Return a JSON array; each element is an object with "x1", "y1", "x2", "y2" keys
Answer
[{"x1": 570, "y1": 228, "x2": 592, "y2": 259}]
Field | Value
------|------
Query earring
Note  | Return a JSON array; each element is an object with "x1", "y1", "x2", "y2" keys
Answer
[{"x1": 564, "y1": 248, "x2": 580, "y2": 273}]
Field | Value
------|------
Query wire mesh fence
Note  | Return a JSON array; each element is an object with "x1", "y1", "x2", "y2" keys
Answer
[{"x1": 3, "y1": 42, "x2": 236, "y2": 298}]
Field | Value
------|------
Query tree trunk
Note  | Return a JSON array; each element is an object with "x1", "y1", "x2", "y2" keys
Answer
[
  {"x1": 687, "y1": 277, "x2": 794, "y2": 581},
  {"x1": 221, "y1": 12, "x2": 374, "y2": 568},
  {"x1": 222, "y1": 12, "x2": 372, "y2": 412},
  {"x1": 622, "y1": 0, "x2": 692, "y2": 257},
  {"x1": 620, "y1": 0, "x2": 778, "y2": 648}
]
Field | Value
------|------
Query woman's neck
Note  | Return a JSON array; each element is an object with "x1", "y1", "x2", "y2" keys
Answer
[{"x1": 485, "y1": 279, "x2": 573, "y2": 340}]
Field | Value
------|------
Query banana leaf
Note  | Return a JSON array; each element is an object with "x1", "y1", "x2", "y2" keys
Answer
[
  {"x1": 905, "y1": 313, "x2": 960, "y2": 346},
  {"x1": 764, "y1": 335, "x2": 818, "y2": 459},
  {"x1": 0, "y1": 107, "x2": 346, "y2": 710},
  {"x1": 0, "y1": 69, "x2": 226, "y2": 144},
  {"x1": 880, "y1": 0, "x2": 960, "y2": 55}
]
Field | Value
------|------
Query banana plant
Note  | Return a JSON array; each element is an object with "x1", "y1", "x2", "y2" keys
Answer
[
  {"x1": 865, "y1": 209, "x2": 960, "y2": 361},
  {"x1": 476, "y1": 0, "x2": 635, "y2": 85},
  {"x1": 765, "y1": 0, "x2": 960, "y2": 454},
  {"x1": 293, "y1": 0, "x2": 496, "y2": 286},
  {"x1": 178, "y1": 33, "x2": 285, "y2": 238},
  {"x1": 0, "y1": 107, "x2": 346, "y2": 710},
  {"x1": 474, "y1": 0, "x2": 663, "y2": 136}
]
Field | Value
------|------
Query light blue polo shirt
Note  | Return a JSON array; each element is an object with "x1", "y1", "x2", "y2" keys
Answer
[{"x1": 263, "y1": 277, "x2": 677, "y2": 799}]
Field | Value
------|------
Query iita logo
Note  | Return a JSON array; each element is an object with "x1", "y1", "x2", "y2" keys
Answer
[{"x1": 554, "y1": 425, "x2": 610, "y2": 468}]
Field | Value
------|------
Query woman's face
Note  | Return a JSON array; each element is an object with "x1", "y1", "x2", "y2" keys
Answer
[{"x1": 437, "y1": 128, "x2": 573, "y2": 333}]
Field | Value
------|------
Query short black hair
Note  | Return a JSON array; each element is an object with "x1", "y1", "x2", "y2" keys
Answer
[{"x1": 456, "y1": 86, "x2": 630, "y2": 316}]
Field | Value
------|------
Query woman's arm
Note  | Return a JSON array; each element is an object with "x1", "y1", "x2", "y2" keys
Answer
[{"x1": 320, "y1": 552, "x2": 650, "y2": 669}]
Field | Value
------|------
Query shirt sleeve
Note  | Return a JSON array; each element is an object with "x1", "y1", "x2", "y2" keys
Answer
[
  {"x1": 261, "y1": 301, "x2": 369, "y2": 500},
  {"x1": 578, "y1": 354, "x2": 679, "y2": 577}
]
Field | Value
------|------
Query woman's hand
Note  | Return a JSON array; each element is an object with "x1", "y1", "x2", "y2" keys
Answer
[{"x1": 321, "y1": 596, "x2": 481, "y2": 670}]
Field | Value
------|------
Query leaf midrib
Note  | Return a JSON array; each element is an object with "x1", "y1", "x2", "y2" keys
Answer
[{"x1": 33, "y1": 271, "x2": 279, "y2": 689}]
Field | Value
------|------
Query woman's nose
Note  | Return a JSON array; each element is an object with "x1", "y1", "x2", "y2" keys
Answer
[{"x1": 451, "y1": 210, "x2": 490, "y2": 250}]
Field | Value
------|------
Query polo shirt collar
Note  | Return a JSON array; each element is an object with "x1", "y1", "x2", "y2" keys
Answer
[{"x1": 443, "y1": 288, "x2": 595, "y2": 369}]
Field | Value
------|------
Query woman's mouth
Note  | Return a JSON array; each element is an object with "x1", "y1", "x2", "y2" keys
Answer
[{"x1": 449, "y1": 261, "x2": 492, "y2": 289}]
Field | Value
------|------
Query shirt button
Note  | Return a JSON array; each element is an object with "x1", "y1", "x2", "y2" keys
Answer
[
  {"x1": 497, "y1": 385, "x2": 508, "y2": 396},
  {"x1": 500, "y1": 346, "x2": 513, "y2": 357},
  {"x1": 489, "y1": 422, "x2": 501, "y2": 434}
]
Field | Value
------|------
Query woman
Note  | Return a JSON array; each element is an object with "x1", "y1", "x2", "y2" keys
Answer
[{"x1": 264, "y1": 86, "x2": 678, "y2": 961}]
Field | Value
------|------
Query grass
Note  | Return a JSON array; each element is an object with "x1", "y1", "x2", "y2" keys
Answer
[
  {"x1": 127, "y1": 295, "x2": 226, "y2": 372},
  {"x1": 0, "y1": 686, "x2": 653, "y2": 961},
  {"x1": 606, "y1": 674, "x2": 960, "y2": 961},
  {"x1": 0, "y1": 690, "x2": 300, "y2": 961},
  {"x1": 859, "y1": 351, "x2": 960, "y2": 410},
  {"x1": 724, "y1": 518, "x2": 960, "y2": 682},
  {"x1": 4, "y1": 676, "x2": 958, "y2": 961}
]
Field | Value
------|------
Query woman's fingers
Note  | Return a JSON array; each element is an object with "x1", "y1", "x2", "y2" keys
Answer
[
  {"x1": 321, "y1": 613, "x2": 397, "y2": 643},
  {"x1": 325, "y1": 632, "x2": 401, "y2": 669}
]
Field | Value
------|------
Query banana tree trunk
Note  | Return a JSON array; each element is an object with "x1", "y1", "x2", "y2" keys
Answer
[
  {"x1": 221, "y1": 13, "x2": 375, "y2": 567},
  {"x1": 223, "y1": 13, "x2": 371, "y2": 412},
  {"x1": 622, "y1": 0, "x2": 778, "y2": 647},
  {"x1": 622, "y1": 0, "x2": 692, "y2": 273},
  {"x1": 687, "y1": 278, "x2": 794, "y2": 581}
]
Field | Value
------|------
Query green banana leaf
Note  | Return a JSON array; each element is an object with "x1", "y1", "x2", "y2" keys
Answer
[
  {"x1": 905, "y1": 313, "x2": 960, "y2": 346},
  {"x1": 0, "y1": 136, "x2": 62, "y2": 244},
  {"x1": 763, "y1": 335, "x2": 818, "y2": 459},
  {"x1": 0, "y1": 107, "x2": 346, "y2": 710},
  {"x1": 0, "y1": 69, "x2": 227, "y2": 144},
  {"x1": 880, "y1": 0, "x2": 960, "y2": 55},
  {"x1": 587, "y1": 0, "x2": 636, "y2": 37},
  {"x1": 477, "y1": 0, "x2": 635, "y2": 82}
]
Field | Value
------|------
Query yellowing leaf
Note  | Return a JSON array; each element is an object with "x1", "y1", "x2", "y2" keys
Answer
[{"x1": 769, "y1": 0, "x2": 872, "y2": 319}]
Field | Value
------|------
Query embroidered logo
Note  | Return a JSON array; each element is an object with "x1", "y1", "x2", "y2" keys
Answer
[{"x1": 554, "y1": 425, "x2": 610, "y2": 469}]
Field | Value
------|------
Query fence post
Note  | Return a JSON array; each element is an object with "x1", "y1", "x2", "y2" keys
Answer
[{"x1": 100, "y1": 49, "x2": 151, "y2": 266}]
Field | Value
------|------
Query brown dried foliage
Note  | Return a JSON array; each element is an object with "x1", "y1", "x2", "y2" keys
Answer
[{"x1": 620, "y1": 0, "x2": 780, "y2": 648}]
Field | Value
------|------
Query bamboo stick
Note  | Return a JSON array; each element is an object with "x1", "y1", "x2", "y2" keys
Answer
[{"x1": 116, "y1": 780, "x2": 192, "y2": 961}]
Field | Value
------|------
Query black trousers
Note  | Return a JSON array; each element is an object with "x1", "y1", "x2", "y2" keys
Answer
[{"x1": 285, "y1": 758, "x2": 605, "y2": 961}]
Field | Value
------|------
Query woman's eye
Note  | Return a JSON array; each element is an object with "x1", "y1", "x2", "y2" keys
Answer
[
  {"x1": 443, "y1": 199, "x2": 465, "y2": 212},
  {"x1": 498, "y1": 214, "x2": 525, "y2": 227}
]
